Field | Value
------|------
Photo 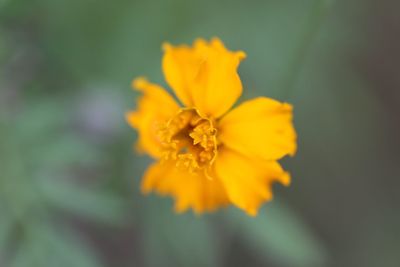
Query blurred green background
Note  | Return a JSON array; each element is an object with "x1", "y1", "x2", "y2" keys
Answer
[{"x1": 1, "y1": 0, "x2": 399, "y2": 266}]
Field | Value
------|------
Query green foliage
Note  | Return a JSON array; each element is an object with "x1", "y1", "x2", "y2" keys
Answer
[
  {"x1": 0, "y1": 98, "x2": 127, "y2": 267},
  {"x1": 40, "y1": 177, "x2": 126, "y2": 225},
  {"x1": 226, "y1": 201, "x2": 327, "y2": 267},
  {"x1": 5, "y1": 0, "x2": 396, "y2": 266},
  {"x1": 9, "y1": 221, "x2": 102, "y2": 267},
  {"x1": 141, "y1": 198, "x2": 222, "y2": 267}
]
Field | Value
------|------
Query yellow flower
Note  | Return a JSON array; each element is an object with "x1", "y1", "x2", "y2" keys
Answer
[{"x1": 126, "y1": 38, "x2": 297, "y2": 216}]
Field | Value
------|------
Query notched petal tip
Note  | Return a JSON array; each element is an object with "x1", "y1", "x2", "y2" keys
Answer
[
  {"x1": 246, "y1": 208, "x2": 258, "y2": 217},
  {"x1": 162, "y1": 42, "x2": 172, "y2": 51},
  {"x1": 131, "y1": 76, "x2": 148, "y2": 90},
  {"x1": 193, "y1": 38, "x2": 208, "y2": 47},
  {"x1": 283, "y1": 102, "x2": 293, "y2": 111},
  {"x1": 236, "y1": 50, "x2": 247, "y2": 60},
  {"x1": 279, "y1": 172, "x2": 291, "y2": 186},
  {"x1": 162, "y1": 41, "x2": 192, "y2": 52},
  {"x1": 210, "y1": 37, "x2": 247, "y2": 60},
  {"x1": 282, "y1": 103, "x2": 297, "y2": 157},
  {"x1": 280, "y1": 104, "x2": 297, "y2": 157},
  {"x1": 210, "y1": 37, "x2": 224, "y2": 47},
  {"x1": 242, "y1": 194, "x2": 273, "y2": 217},
  {"x1": 289, "y1": 145, "x2": 297, "y2": 157},
  {"x1": 125, "y1": 111, "x2": 139, "y2": 128}
]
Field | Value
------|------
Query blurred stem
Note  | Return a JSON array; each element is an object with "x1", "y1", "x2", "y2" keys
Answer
[{"x1": 282, "y1": 0, "x2": 332, "y2": 100}]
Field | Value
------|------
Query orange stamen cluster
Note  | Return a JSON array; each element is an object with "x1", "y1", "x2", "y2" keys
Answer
[{"x1": 157, "y1": 109, "x2": 217, "y2": 173}]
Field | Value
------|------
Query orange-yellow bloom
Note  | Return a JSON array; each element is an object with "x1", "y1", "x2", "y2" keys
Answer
[{"x1": 126, "y1": 38, "x2": 296, "y2": 216}]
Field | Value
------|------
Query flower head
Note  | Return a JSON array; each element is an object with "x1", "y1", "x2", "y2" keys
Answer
[{"x1": 127, "y1": 38, "x2": 296, "y2": 216}]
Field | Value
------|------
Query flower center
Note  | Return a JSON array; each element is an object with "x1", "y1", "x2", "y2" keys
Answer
[{"x1": 157, "y1": 108, "x2": 217, "y2": 173}]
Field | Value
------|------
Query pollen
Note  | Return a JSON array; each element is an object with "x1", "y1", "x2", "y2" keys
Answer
[{"x1": 157, "y1": 109, "x2": 217, "y2": 172}]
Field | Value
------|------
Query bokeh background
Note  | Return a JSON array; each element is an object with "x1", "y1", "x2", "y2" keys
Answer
[{"x1": 1, "y1": 0, "x2": 400, "y2": 266}]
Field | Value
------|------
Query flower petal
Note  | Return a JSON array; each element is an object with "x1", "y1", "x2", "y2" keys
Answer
[
  {"x1": 162, "y1": 42, "x2": 200, "y2": 107},
  {"x1": 126, "y1": 77, "x2": 179, "y2": 158},
  {"x1": 214, "y1": 148, "x2": 290, "y2": 216},
  {"x1": 162, "y1": 38, "x2": 246, "y2": 118},
  {"x1": 218, "y1": 97, "x2": 297, "y2": 161},
  {"x1": 142, "y1": 161, "x2": 229, "y2": 214}
]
